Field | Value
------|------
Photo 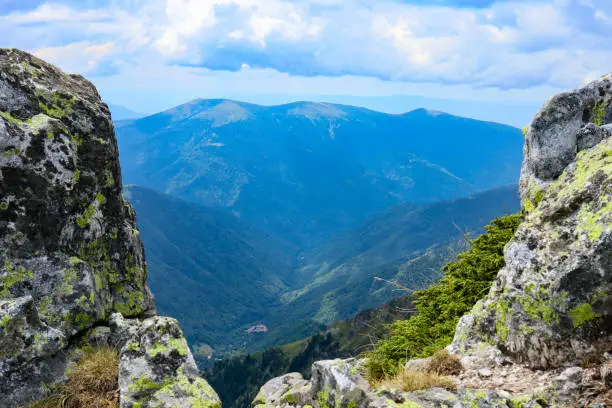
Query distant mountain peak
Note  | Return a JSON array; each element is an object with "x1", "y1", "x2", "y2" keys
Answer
[
  {"x1": 405, "y1": 107, "x2": 448, "y2": 117},
  {"x1": 192, "y1": 100, "x2": 254, "y2": 127},
  {"x1": 287, "y1": 102, "x2": 347, "y2": 120}
]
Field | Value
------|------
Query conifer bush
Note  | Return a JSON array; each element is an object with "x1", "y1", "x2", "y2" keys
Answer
[{"x1": 365, "y1": 213, "x2": 522, "y2": 378}]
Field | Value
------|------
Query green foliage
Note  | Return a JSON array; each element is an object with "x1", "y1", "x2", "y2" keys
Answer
[{"x1": 364, "y1": 213, "x2": 522, "y2": 379}]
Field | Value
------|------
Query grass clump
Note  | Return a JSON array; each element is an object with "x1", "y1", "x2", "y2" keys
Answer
[
  {"x1": 365, "y1": 213, "x2": 522, "y2": 379},
  {"x1": 426, "y1": 349, "x2": 463, "y2": 376},
  {"x1": 29, "y1": 346, "x2": 119, "y2": 408},
  {"x1": 371, "y1": 368, "x2": 456, "y2": 392}
]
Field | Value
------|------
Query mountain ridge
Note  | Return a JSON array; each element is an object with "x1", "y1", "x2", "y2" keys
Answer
[{"x1": 116, "y1": 98, "x2": 523, "y2": 249}]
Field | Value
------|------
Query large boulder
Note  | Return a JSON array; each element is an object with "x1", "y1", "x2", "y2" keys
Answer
[
  {"x1": 452, "y1": 77, "x2": 612, "y2": 369},
  {"x1": 0, "y1": 49, "x2": 218, "y2": 407},
  {"x1": 110, "y1": 314, "x2": 221, "y2": 408}
]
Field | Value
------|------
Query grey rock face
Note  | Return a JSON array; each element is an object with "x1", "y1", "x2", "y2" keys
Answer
[
  {"x1": 520, "y1": 73, "x2": 612, "y2": 200},
  {"x1": 1, "y1": 49, "x2": 218, "y2": 407},
  {"x1": 452, "y1": 135, "x2": 611, "y2": 369},
  {"x1": 311, "y1": 359, "x2": 372, "y2": 408},
  {"x1": 0, "y1": 48, "x2": 154, "y2": 404},
  {"x1": 452, "y1": 77, "x2": 612, "y2": 369},
  {"x1": 0, "y1": 296, "x2": 67, "y2": 406}
]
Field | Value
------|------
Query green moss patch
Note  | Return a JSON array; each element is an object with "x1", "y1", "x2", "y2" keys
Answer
[{"x1": 569, "y1": 303, "x2": 599, "y2": 328}]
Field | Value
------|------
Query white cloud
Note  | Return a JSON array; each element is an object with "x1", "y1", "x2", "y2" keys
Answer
[
  {"x1": 5, "y1": 3, "x2": 109, "y2": 23},
  {"x1": 155, "y1": 0, "x2": 217, "y2": 55},
  {"x1": 34, "y1": 41, "x2": 117, "y2": 73},
  {"x1": 3, "y1": 0, "x2": 612, "y2": 113}
]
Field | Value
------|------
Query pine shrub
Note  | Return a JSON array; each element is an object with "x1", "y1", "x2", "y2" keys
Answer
[{"x1": 365, "y1": 213, "x2": 522, "y2": 378}]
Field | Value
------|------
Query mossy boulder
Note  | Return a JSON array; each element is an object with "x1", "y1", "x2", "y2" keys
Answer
[
  {"x1": 112, "y1": 314, "x2": 221, "y2": 408},
  {"x1": 251, "y1": 372, "x2": 313, "y2": 407},
  {"x1": 452, "y1": 78, "x2": 612, "y2": 369},
  {"x1": 0, "y1": 49, "x2": 216, "y2": 406}
]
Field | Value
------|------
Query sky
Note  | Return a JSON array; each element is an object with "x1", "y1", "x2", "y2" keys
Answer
[{"x1": 2, "y1": 0, "x2": 612, "y2": 126}]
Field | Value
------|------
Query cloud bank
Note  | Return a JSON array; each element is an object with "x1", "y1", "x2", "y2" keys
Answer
[{"x1": 2, "y1": 0, "x2": 611, "y2": 119}]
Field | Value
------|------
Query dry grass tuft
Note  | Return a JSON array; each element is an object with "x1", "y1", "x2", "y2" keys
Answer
[
  {"x1": 29, "y1": 346, "x2": 119, "y2": 408},
  {"x1": 371, "y1": 368, "x2": 457, "y2": 392},
  {"x1": 426, "y1": 349, "x2": 463, "y2": 376}
]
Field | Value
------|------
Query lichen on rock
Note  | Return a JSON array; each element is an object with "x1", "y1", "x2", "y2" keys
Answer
[
  {"x1": 452, "y1": 77, "x2": 612, "y2": 370},
  {"x1": 0, "y1": 48, "x2": 216, "y2": 407},
  {"x1": 110, "y1": 314, "x2": 221, "y2": 408}
]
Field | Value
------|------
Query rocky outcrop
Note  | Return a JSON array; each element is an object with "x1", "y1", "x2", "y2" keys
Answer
[
  {"x1": 251, "y1": 357, "x2": 592, "y2": 408},
  {"x1": 0, "y1": 49, "x2": 219, "y2": 407},
  {"x1": 253, "y1": 359, "x2": 386, "y2": 408},
  {"x1": 452, "y1": 76, "x2": 611, "y2": 369}
]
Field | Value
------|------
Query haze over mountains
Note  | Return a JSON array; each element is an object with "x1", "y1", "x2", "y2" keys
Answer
[
  {"x1": 125, "y1": 186, "x2": 299, "y2": 352},
  {"x1": 108, "y1": 103, "x2": 146, "y2": 120},
  {"x1": 114, "y1": 99, "x2": 523, "y2": 357},
  {"x1": 116, "y1": 99, "x2": 523, "y2": 249},
  {"x1": 243, "y1": 185, "x2": 520, "y2": 351}
]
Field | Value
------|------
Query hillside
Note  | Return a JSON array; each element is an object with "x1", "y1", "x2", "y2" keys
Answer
[
  {"x1": 116, "y1": 99, "x2": 523, "y2": 248},
  {"x1": 124, "y1": 186, "x2": 299, "y2": 355},
  {"x1": 247, "y1": 185, "x2": 520, "y2": 351},
  {"x1": 125, "y1": 185, "x2": 519, "y2": 356}
]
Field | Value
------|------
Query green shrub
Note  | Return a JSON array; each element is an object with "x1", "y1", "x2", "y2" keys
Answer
[{"x1": 364, "y1": 213, "x2": 522, "y2": 379}]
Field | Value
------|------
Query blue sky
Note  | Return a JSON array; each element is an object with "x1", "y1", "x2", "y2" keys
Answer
[{"x1": 2, "y1": 0, "x2": 612, "y2": 125}]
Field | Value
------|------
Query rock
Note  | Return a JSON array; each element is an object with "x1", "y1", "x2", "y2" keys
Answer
[
  {"x1": 405, "y1": 357, "x2": 432, "y2": 372},
  {"x1": 252, "y1": 372, "x2": 313, "y2": 407},
  {"x1": 447, "y1": 343, "x2": 506, "y2": 371},
  {"x1": 0, "y1": 296, "x2": 66, "y2": 406},
  {"x1": 520, "y1": 73, "x2": 612, "y2": 198},
  {"x1": 452, "y1": 129, "x2": 612, "y2": 368},
  {"x1": 252, "y1": 358, "x2": 394, "y2": 408},
  {"x1": 113, "y1": 313, "x2": 221, "y2": 408},
  {"x1": 602, "y1": 361, "x2": 612, "y2": 388},
  {"x1": 0, "y1": 49, "x2": 218, "y2": 407},
  {"x1": 311, "y1": 358, "x2": 372, "y2": 408},
  {"x1": 552, "y1": 367, "x2": 583, "y2": 401},
  {"x1": 456, "y1": 388, "x2": 514, "y2": 408},
  {"x1": 477, "y1": 368, "x2": 492, "y2": 379},
  {"x1": 403, "y1": 387, "x2": 458, "y2": 408}
]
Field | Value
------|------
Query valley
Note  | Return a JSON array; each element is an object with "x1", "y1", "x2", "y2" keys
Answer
[{"x1": 116, "y1": 100, "x2": 523, "y2": 361}]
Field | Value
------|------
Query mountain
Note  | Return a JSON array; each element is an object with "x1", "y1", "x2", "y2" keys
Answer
[
  {"x1": 107, "y1": 103, "x2": 146, "y2": 120},
  {"x1": 124, "y1": 186, "x2": 299, "y2": 354},
  {"x1": 250, "y1": 73, "x2": 612, "y2": 408},
  {"x1": 115, "y1": 99, "x2": 523, "y2": 248},
  {"x1": 246, "y1": 185, "x2": 520, "y2": 351},
  {"x1": 206, "y1": 296, "x2": 415, "y2": 408},
  {"x1": 126, "y1": 184, "x2": 518, "y2": 357}
]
